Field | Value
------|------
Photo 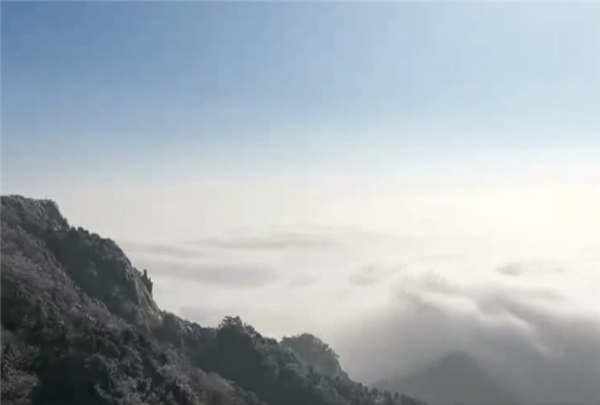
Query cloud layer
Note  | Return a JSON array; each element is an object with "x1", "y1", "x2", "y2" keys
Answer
[
  {"x1": 334, "y1": 268, "x2": 600, "y2": 405},
  {"x1": 118, "y1": 222, "x2": 600, "y2": 403}
]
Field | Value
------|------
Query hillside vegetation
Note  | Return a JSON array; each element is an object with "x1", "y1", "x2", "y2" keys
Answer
[{"x1": 1, "y1": 195, "x2": 426, "y2": 405}]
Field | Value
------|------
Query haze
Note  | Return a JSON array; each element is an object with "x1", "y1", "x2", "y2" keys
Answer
[{"x1": 2, "y1": 3, "x2": 599, "y2": 404}]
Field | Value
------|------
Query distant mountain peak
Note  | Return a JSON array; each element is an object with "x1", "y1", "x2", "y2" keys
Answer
[
  {"x1": 431, "y1": 351, "x2": 484, "y2": 373},
  {"x1": 374, "y1": 350, "x2": 519, "y2": 405}
]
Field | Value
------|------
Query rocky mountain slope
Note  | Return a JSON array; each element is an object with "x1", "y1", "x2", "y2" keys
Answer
[{"x1": 1, "y1": 195, "x2": 426, "y2": 405}]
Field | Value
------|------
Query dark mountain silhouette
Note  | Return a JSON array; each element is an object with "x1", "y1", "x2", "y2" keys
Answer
[
  {"x1": 1, "y1": 195, "x2": 426, "y2": 405},
  {"x1": 374, "y1": 351, "x2": 520, "y2": 405}
]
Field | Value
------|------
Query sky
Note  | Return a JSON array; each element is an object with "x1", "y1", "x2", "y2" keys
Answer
[
  {"x1": 2, "y1": 2, "x2": 599, "y2": 187},
  {"x1": 2, "y1": 3, "x2": 600, "y2": 404}
]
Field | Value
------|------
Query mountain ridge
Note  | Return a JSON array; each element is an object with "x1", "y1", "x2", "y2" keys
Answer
[{"x1": 1, "y1": 195, "x2": 426, "y2": 405}]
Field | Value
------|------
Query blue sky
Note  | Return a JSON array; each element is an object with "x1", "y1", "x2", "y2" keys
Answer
[{"x1": 2, "y1": 2, "x2": 599, "y2": 191}]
